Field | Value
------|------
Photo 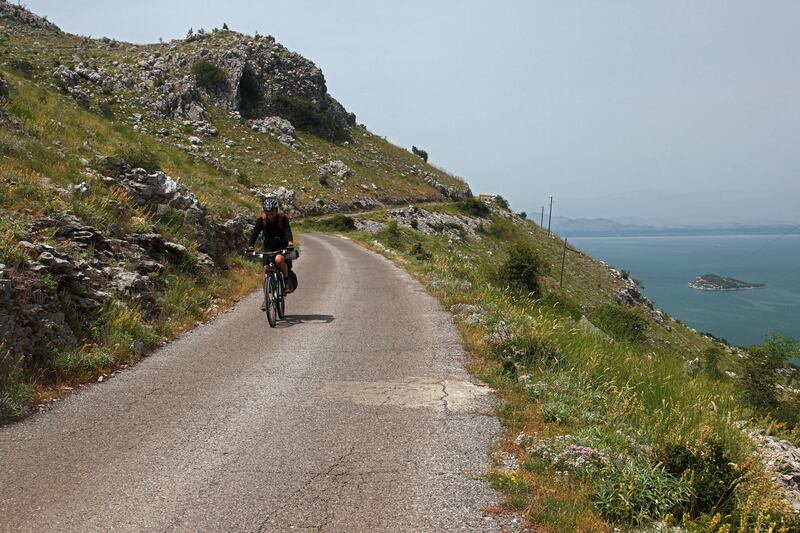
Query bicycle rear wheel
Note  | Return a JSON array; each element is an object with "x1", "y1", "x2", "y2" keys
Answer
[{"x1": 264, "y1": 275, "x2": 278, "y2": 327}]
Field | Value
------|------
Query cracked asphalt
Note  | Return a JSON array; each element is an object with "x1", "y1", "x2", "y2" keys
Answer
[{"x1": 0, "y1": 233, "x2": 503, "y2": 532}]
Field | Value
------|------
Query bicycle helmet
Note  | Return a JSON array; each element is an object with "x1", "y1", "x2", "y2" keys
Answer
[{"x1": 262, "y1": 197, "x2": 279, "y2": 212}]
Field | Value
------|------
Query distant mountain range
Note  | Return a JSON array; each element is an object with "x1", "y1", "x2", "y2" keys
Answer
[{"x1": 551, "y1": 217, "x2": 799, "y2": 237}]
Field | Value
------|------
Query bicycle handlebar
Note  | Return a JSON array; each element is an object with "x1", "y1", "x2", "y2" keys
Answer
[{"x1": 244, "y1": 247, "x2": 296, "y2": 259}]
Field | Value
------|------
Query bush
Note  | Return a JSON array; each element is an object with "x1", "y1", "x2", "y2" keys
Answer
[
  {"x1": 410, "y1": 242, "x2": 432, "y2": 261},
  {"x1": 654, "y1": 440, "x2": 741, "y2": 517},
  {"x1": 411, "y1": 145, "x2": 428, "y2": 162},
  {"x1": 315, "y1": 214, "x2": 355, "y2": 232},
  {"x1": 378, "y1": 220, "x2": 403, "y2": 250},
  {"x1": 456, "y1": 198, "x2": 490, "y2": 218},
  {"x1": 495, "y1": 195, "x2": 509, "y2": 209},
  {"x1": 98, "y1": 100, "x2": 115, "y2": 119},
  {"x1": 701, "y1": 346, "x2": 724, "y2": 378},
  {"x1": 740, "y1": 334, "x2": 799, "y2": 412},
  {"x1": 0, "y1": 350, "x2": 31, "y2": 423},
  {"x1": 498, "y1": 241, "x2": 546, "y2": 295},
  {"x1": 589, "y1": 305, "x2": 648, "y2": 344},
  {"x1": 593, "y1": 458, "x2": 692, "y2": 525},
  {"x1": 8, "y1": 57, "x2": 34, "y2": 78},
  {"x1": 191, "y1": 59, "x2": 227, "y2": 92},
  {"x1": 541, "y1": 400, "x2": 573, "y2": 423},
  {"x1": 502, "y1": 334, "x2": 560, "y2": 367},
  {"x1": 116, "y1": 144, "x2": 160, "y2": 173}
]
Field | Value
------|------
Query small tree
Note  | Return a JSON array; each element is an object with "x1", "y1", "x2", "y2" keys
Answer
[
  {"x1": 222, "y1": 22, "x2": 229, "y2": 30},
  {"x1": 498, "y1": 241, "x2": 546, "y2": 295}
]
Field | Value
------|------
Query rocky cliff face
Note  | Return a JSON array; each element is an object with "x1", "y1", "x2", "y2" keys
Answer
[{"x1": 47, "y1": 27, "x2": 355, "y2": 141}]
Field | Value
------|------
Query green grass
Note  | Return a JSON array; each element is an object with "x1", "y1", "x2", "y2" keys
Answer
[{"x1": 306, "y1": 204, "x2": 797, "y2": 532}]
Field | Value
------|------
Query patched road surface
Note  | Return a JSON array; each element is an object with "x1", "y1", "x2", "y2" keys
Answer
[{"x1": 0, "y1": 233, "x2": 502, "y2": 532}]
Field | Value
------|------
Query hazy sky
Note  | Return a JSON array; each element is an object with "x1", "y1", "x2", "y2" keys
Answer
[{"x1": 23, "y1": 1, "x2": 800, "y2": 225}]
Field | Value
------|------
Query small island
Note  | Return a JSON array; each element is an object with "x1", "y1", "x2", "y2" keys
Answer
[{"x1": 689, "y1": 274, "x2": 767, "y2": 291}]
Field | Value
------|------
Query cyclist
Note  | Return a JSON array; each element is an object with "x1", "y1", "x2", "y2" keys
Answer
[{"x1": 247, "y1": 197, "x2": 295, "y2": 307}]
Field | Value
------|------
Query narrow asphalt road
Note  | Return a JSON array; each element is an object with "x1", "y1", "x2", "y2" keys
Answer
[{"x1": 0, "y1": 233, "x2": 503, "y2": 532}]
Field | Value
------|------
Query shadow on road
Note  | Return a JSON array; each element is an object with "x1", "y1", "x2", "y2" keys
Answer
[{"x1": 276, "y1": 314, "x2": 336, "y2": 328}]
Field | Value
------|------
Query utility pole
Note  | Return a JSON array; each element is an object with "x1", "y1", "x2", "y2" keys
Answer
[
  {"x1": 547, "y1": 196, "x2": 553, "y2": 235},
  {"x1": 560, "y1": 238, "x2": 568, "y2": 288},
  {"x1": 540, "y1": 206, "x2": 544, "y2": 227}
]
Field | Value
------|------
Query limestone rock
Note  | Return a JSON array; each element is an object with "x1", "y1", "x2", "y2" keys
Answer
[
  {"x1": 317, "y1": 160, "x2": 352, "y2": 180},
  {"x1": 251, "y1": 116, "x2": 296, "y2": 146}
]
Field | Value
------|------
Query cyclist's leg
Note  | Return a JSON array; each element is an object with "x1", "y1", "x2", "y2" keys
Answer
[
  {"x1": 260, "y1": 256, "x2": 269, "y2": 310},
  {"x1": 274, "y1": 254, "x2": 289, "y2": 279}
]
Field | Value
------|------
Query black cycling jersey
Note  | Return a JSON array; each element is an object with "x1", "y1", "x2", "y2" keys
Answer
[{"x1": 248, "y1": 213, "x2": 293, "y2": 252}]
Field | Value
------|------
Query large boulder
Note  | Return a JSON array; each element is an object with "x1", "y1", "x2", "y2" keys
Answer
[
  {"x1": 317, "y1": 160, "x2": 352, "y2": 180},
  {"x1": 251, "y1": 116, "x2": 296, "y2": 146}
]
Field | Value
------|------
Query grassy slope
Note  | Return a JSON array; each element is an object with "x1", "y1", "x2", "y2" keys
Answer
[
  {"x1": 0, "y1": 20, "x2": 465, "y2": 418},
  {"x1": 297, "y1": 207, "x2": 797, "y2": 532}
]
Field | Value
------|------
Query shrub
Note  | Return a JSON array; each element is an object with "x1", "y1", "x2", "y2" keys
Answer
[
  {"x1": 519, "y1": 211, "x2": 527, "y2": 219},
  {"x1": 593, "y1": 458, "x2": 692, "y2": 525},
  {"x1": 653, "y1": 440, "x2": 741, "y2": 517},
  {"x1": 589, "y1": 305, "x2": 648, "y2": 344},
  {"x1": 315, "y1": 214, "x2": 355, "y2": 232},
  {"x1": 8, "y1": 57, "x2": 34, "y2": 78},
  {"x1": 411, "y1": 145, "x2": 428, "y2": 162},
  {"x1": 479, "y1": 218, "x2": 517, "y2": 240},
  {"x1": 502, "y1": 334, "x2": 560, "y2": 367},
  {"x1": 495, "y1": 195, "x2": 509, "y2": 209},
  {"x1": 701, "y1": 346, "x2": 724, "y2": 378},
  {"x1": 456, "y1": 197, "x2": 490, "y2": 218},
  {"x1": 115, "y1": 144, "x2": 160, "y2": 173},
  {"x1": 191, "y1": 59, "x2": 227, "y2": 92},
  {"x1": 498, "y1": 241, "x2": 546, "y2": 295},
  {"x1": 410, "y1": 242, "x2": 432, "y2": 261},
  {"x1": 541, "y1": 400, "x2": 573, "y2": 423},
  {"x1": 0, "y1": 350, "x2": 31, "y2": 423},
  {"x1": 98, "y1": 100, "x2": 115, "y2": 119},
  {"x1": 740, "y1": 334, "x2": 799, "y2": 412},
  {"x1": 378, "y1": 220, "x2": 403, "y2": 250}
]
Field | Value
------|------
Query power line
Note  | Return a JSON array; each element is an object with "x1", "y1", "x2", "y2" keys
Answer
[{"x1": 746, "y1": 222, "x2": 800, "y2": 258}]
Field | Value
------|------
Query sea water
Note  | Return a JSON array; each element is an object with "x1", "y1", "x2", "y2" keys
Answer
[{"x1": 569, "y1": 234, "x2": 800, "y2": 357}]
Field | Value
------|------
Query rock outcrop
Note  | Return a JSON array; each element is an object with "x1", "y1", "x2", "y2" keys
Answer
[{"x1": 0, "y1": 0, "x2": 61, "y2": 33}]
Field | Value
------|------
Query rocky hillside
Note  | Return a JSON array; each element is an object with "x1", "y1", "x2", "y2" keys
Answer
[
  {"x1": 0, "y1": 1, "x2": 468, "y2": 419},
  {"x1": 300, "y1": 200, "x2": 800, "y2": 530}
]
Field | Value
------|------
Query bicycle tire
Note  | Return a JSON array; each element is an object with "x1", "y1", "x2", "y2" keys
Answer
[
  {"x1": 277, "y1": 274, "x2": 286, "y2": 319},
  {"x1": 265, "y1": 275, "x2": 278, "y2": 327}
]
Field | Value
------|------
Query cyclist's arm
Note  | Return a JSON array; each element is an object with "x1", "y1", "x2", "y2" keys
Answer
[
  {"x1": 283, "y1": 218, "x2": 294, "y2": 246},
  {"x1": 247, "y1": 217, "x2": 262, "y2": 249}
]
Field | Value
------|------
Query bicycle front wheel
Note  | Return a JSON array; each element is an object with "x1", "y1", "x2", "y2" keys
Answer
[
  {"x1": 277, "y1": 275, "x2": 286, "y2": 319},
  {"x1": 264, "y1": 275, "x2": 278, "y2": 327}
]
